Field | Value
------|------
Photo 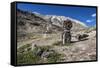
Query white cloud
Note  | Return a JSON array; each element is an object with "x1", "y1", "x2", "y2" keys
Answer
[
  {"x1": 91, "y1": 13, "x2": 96, "y2": 17},
  {"x1": 86, "y1": 20, "x2": 92, "y2": 23},
  {"x1": 86, "y1": 19, "x2": 95, "y2": 23}
]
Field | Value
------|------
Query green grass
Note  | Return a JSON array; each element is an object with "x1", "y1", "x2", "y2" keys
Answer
[
  {"x1": 47, "y1": 52, "x2": 62, "y2": 63},
  {"x1": 17, "y1": 51, "x2": 41, "y2": 65},
  {"x1": 17, "y1": 44, "x2": 31, "y2": 53},
  {"x1": 17, "y1": 45, "x2": 63, "y2": 64}
]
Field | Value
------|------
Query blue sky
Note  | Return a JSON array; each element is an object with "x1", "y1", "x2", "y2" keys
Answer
[{"x1": 17, "y1": 3, "x2": 97, "y2": 27}]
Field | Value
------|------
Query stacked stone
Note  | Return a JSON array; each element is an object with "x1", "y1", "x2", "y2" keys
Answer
[{"x1": 62, "y1": 20, "x2": 73, "y2": 45}]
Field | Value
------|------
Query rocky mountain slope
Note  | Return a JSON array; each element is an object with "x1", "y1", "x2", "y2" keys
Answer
[
  {"x1": 17, "y1": 9, "x2": 96, "y2": 64},
  {"x1": 17, "y1": 9, "x2": 88, "y2": 41}
]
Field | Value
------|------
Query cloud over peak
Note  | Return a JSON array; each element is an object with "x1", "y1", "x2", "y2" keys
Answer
[{"x1": 91, "y1": 13, "x2": 96, "y2": 17}]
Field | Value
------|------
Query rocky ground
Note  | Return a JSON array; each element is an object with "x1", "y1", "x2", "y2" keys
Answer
[{"x1": 17, "y1": 28, "x2": 97, "y2": 64}]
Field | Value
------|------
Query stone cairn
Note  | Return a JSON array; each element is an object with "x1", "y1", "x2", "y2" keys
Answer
[{"x1": 62, "y1": 20, "x2": 73, "y2": 45}]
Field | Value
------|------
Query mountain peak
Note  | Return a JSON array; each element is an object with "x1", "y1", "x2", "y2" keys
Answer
[
  {"x1": 17, "y1": 9, "x2": 88, "y2": 33},
  {"x1": 38, "y1": 13, "x2": 88, "y2": 28}
]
